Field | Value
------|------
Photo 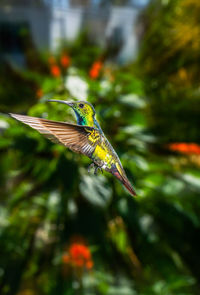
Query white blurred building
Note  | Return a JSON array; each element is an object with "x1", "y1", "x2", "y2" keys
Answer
[{"x1": 0, "y1": 0, "x2": 148, "y2": 65}]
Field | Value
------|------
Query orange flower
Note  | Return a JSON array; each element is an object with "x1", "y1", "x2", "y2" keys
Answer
[
  {"x1": 60, "y1": 54, "x2": 71, "y2": 68},
  {"x1": 50, "y1": 65, "x2": 61, "y2": 77},
  {"x1": 89, "y1": 68, "x2": 99, "y2": 79},
  {"x1": 89, "y1": 60, "x2": 103, "y2": 79},
  {"x1": 168, "y1": 142, "x2": 200, "y2": 155},
  {"x1": 62, "y1": 242, "x2": 93, "y2": 270}
]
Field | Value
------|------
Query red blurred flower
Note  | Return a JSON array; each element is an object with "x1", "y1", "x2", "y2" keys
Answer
[
  {"x1": 89, "y1": 60, "x2": 103, "y2": 79},
  {"x1": 60, "y1": 54, "x2": 71, "y2": 68},
  {"x1": 89, "y1": 68, "x2": 99, "y2": 79},
  {"x1": 62, "y1": 242, "x2": 93, "y2": 270},
  {"x1": 168, "y1": 142, "x2": 200, "y2": 155},
  {"x1": 50, "y1": 65, "x2": 61, "y2": 77}
]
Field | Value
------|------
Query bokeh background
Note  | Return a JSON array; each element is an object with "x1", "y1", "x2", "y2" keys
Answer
[{"x1": 1, "y1": 0, "x2": 200, "y2": 294}]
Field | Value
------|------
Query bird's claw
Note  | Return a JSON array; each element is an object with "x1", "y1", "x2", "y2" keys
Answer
[
  {"x1": 94, "y1": 166, "x2": 103, "y2": 175},
  {"x1": 88, "y1": 163, "x2": 103, "y2": 175}
]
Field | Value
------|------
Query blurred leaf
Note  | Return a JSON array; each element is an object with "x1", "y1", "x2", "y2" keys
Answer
[{"x1": 80, "y1": 173, "x2": 112, "y2": 208}]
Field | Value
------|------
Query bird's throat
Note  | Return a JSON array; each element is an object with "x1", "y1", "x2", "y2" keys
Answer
[{"x1": 75, "y1": 110, "x2": 96, "y2": 128}]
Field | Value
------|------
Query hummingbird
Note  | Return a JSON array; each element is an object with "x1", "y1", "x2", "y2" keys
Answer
[{"x1": 10, "y1": 100, "x2": 136, "y2": 196}]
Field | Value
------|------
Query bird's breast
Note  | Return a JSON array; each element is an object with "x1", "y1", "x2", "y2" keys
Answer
[{"x1": 92, "y1": 139, "x2": 114, "y2": 169}]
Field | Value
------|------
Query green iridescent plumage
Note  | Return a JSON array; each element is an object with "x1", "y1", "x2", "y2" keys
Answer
[{"x1": 9, "y1": 100, "x2": 136, "y2": 196}]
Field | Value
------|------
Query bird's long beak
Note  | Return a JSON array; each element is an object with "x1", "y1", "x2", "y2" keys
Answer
[{"x1": 47, "y1": 99, "x2": 74, "y2": 107}]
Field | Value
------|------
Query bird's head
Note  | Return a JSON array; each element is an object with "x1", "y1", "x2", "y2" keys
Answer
[{"x1": 48, "y1": 100, "x2": 96, "y2": 126}]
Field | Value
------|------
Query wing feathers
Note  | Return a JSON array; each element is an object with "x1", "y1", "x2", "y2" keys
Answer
[{"x1": 9, "y1": 113, "x2": 100, "y2": 157}]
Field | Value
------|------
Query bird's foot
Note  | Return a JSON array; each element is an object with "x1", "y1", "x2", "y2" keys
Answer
[
  {"x1": 88, "y1": 163, "x2": 103, "y2": 175},
  {"x1": 94, "y1": 166, "x2": 103, "y2": 175}
]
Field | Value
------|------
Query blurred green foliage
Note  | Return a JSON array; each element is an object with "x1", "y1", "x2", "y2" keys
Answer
[
  {"x1": 138, "y1": 0, "x2": 200, "y2": 143},
  {"x1": 0, "y1": 1, "x2": 200, "y2": 294}
]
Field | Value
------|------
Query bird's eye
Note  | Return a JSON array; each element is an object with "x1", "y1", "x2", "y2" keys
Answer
[{"x1": 79, "y1": 103, "x2": 84, "y2": 108}]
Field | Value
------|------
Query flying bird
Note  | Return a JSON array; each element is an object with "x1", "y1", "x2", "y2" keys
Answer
[{"x1": 10, "y1": 100, "x2": 136, "y2": 196}]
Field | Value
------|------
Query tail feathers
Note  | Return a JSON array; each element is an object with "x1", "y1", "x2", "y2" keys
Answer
[
  {"x1": 111, "y1": 165, "x2": 136, "y2": 196},
  {"x1": 121, "y1": 175, "x2": 137, "y2": 196}
]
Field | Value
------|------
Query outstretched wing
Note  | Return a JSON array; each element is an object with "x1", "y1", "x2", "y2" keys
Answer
[{"x1": 10, "y1": 113, "x2": 101, "y2": 158}]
